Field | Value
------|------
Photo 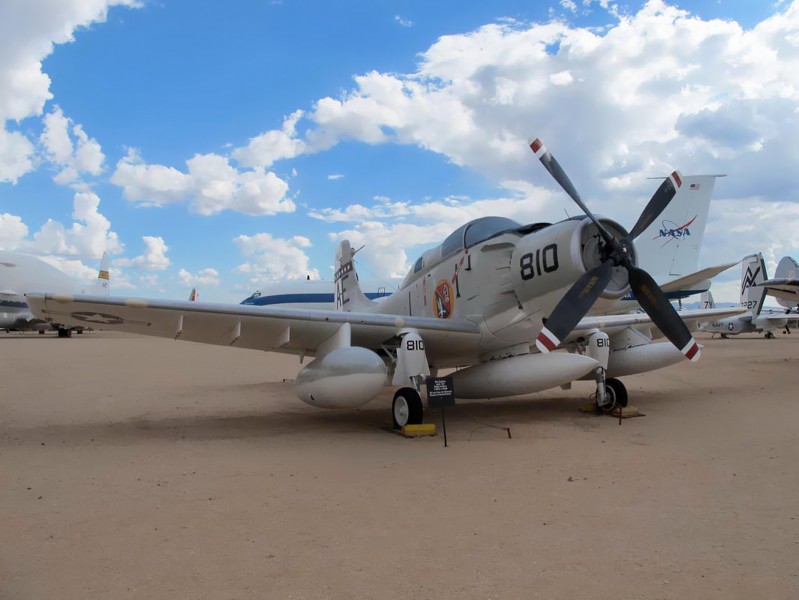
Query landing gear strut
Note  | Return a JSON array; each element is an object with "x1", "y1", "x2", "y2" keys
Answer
[
  {"x1": 392, "y1": 388, "x2": 423, "y2": 429},
  {"x1": 591, "y1": 367, "x2": 628, "y2": 412}
]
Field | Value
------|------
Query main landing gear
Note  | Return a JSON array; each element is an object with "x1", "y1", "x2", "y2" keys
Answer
[
  {"x1": 392, "y1": 388, "x2": 423, "y2": 429},
  {"x1": 593, "y1": 376, "x2": 628, "y2": 412}
]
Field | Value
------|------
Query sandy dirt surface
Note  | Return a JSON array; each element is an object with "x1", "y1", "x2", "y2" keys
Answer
[{"x1": 1, "y1": 330, "x2": 798, "y2": 599}]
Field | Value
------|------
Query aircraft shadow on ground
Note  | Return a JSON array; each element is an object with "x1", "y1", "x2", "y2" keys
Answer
[{"x1": 3, "y1": 390, "x2": 680, "y2": 446}]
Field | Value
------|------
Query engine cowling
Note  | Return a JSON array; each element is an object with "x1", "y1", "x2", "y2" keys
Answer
[
  {"x1": 294, "y1": 347, "x2": 387, "y2": 408},
  {"x1": 510, "y1": 216, "x2": 634, "y2": 315}
]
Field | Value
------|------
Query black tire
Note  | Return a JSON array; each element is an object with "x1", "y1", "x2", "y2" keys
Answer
[
  {"x1": 605, "y1": 378, "x2": 628, "y2": 409},
  {"x1": 392, "y1": 388, "x2": 423, "y2": 429},
  {"x1": 57, "y1": 328, "x2": 72, "y2": 338}
]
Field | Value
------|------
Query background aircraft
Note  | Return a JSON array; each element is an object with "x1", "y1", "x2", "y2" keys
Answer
[
  {"x1": 699, "y1": 253, "x2": 796, "y2": 338},
  {"x1": 1, "y1": 251, "x2": 109, "y2": 336},
  {"x1": 26, "y1": 140, "x2": 742, "y2": 427},
  {"x1": 762, "y1": 256, "x2": 799, "y2": 312}
]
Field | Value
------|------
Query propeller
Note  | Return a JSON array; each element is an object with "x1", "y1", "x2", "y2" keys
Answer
[{"x1": 530, "y1": 138, "x2": 700, "y2": 362}]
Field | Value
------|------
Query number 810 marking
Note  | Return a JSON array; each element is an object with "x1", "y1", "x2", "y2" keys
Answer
[{"x1": 520, "y1": 244, "x2": 558, "y2": 280}]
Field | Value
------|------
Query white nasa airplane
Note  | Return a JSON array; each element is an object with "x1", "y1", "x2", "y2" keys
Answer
[
  {"x1": 762, "y1": 256, "x2": 799, "y2": 312},
  {"x1": 699, "y1": 253, "x2": 796, "y2": 338},
  {"x1": 26, "y1": 139, "x2": 742, "y2": 427},
  {"x1": 0, "y1": 251, "x2": 109, "y2": 336}
]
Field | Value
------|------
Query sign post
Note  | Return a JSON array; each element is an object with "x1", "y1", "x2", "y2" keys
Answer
[{"x1": 426, "y1": 376, "x2": 455, "y2": 447}]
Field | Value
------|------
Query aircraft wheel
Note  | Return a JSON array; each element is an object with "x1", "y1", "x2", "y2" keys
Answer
[
  {"x1": 57, "y1": 328, "x2": 72, "y2": 338},
  {"x1": 605, "y1": 378, "x2": 628, "y2": 410},
  {"x1": 765, "y1": 331, "x2": 775, "y2": 339},
  {"x1": 392, "y1": 388, "x2": 423, "y2": 429},
  {"x1": 720, "y1": 334, "x2": 728, "y2": 339}
]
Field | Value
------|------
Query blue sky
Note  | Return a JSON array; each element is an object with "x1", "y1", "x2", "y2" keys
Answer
[{"x1": 1, "y1": 0, "x2": 797, "y2": 303}]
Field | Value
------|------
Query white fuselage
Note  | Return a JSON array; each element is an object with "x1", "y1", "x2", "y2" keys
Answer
[{"x1": 0, "y1": 251, "x2": 83, "y2": 330}]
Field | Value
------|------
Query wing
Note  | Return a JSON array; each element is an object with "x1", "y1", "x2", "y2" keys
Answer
[
  {"x1": 658, "y1": 262, "x2": 738, "y2": 294},
  {"x1": 26, "y1": 293, "x2": 482, "y2": 363},
  {"x1": 762, "y1": 277, "x2": 799, "y2": 303},
  {"x1": 571, "y1": 306, "x2": 746, "y2": 339}
]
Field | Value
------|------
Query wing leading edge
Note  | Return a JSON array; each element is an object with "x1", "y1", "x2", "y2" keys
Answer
[{"x1": 25, "y1": 293, "x2": 482, "y2": 364}]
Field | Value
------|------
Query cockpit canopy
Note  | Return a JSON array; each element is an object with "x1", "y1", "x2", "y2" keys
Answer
[{"x1": 402, "y1": 216, "x2": 524, "y2": 287}]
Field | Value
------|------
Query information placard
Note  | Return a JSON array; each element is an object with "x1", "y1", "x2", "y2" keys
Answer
[{"x1": 426, "y1": 376, "x2": 454, "y2": 409}]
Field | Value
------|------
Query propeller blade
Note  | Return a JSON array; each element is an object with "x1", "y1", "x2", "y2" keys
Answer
[
  {"x1": 627, "y1": 266, "x2": 701, "y2": 361},
  {"x1": 530, "y1": 138, "x2": 616, "y2": 245},
  {"x1": 536, "y1": 260, "x2": 614, "y2": 353},
  {"x1": 628, "y1": 171, "x2": 683, "y2": 240}
]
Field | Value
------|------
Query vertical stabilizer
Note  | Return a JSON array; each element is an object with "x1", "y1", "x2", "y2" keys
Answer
[
  {"x1": 774, "y1": 256, "x2": 799, "y2": 309},
  {"x1": 636, "y1": 175, "x2": 721, "y2": 278},
  {"x1": 701, "y1": 290, "x2": 715, "y2": 309},
  {"x1": 90, "y1": 252, "x2": 110, "y2": 296},
  {"x1": 740, "y1": 253, "x2": 767, "y2": 315},
  {"x1": 189, "y1": 288, "x2": 198, "y2": 301},
  {"x1": 335, "y1": 241, "x2": 376, "y2": 312}
]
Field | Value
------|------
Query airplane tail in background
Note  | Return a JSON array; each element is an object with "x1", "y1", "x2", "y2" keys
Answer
[
  {"x1": 701, "y1": 290, "x2": 715, "y2": 309},
  {"x1": 335, "y1": 240, "x2": 376, "y2": 312},
  {"x1": 635, "y1": 174, "x2": 722, "y2": 278},
  {"x1": 189, "y1": 288, "x2": 198, "y2": 301},
  {"x1": 90, "y1": 252, "x2": 110, "y2": 296},
  {"x1": 740, "y1": 253, "x2": 767, "y2": 315},
  {"x1": 773, "y1": 256, "x2": 799, "y2": 310}
]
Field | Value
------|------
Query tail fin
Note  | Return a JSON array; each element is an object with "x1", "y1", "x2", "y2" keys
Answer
[
  {"x1": 701, "y1": 290, "x2": 715, "y2": 309},
  {"x1": 740, "y1": 253, "x2": 767, "y2": 315},
  {"x1": 334, "y1": 240, "x2": 376, "y2": 312},
  {"x1": 189, "y1": 287, "x2": 198, "y2": 301},
  {"x1": 775, "y1": 256, "x2": 799, "y2": 279},
  {"x1": 635, "y1": 174, "x2": 722, "y2": 278},
  {"x1": 90, "y1": 251, "x2": 110, "y2": 296},
  {"x1": 773, "y1": 256, "x2": 799, "y2": 309}
]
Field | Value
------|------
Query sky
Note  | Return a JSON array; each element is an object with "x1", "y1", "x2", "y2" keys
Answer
[{"x1": 1, "y1": 0, "x2": 797, "y2": 304}]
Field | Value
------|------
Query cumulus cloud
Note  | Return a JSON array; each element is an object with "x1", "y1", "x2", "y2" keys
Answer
[
  {"x1": 0, "y1": 213, "x2": 30, "y2": 250},
  {"x1": 30, "y1": 191, "x2": 122, "y2": 258},
  {"x1": 232, "y1": 110, "x2": 306, "y2": 169},
  {"x1": 39, "y1": 106, "x2": 104, "y2": 184},
  {"x1": 111, "y1": 148, "x2": 295, "y2": 216},
  {"x1": 178, "y1": 267, "x2": 220, "y2": 287},
  {"x1": 234, "y1": 233, "x2": 320, "y2": 284},
  {"x1": 0, "y1": 0, "x2": 139, "y2": 183},
  {"x1": 131, "y1": 236, "x2": 171, "y2": 270}
]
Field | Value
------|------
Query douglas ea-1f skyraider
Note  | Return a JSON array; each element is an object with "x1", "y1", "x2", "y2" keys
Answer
[{"x1": 26, "y1": 140, "x2": 742, "y2": 428}]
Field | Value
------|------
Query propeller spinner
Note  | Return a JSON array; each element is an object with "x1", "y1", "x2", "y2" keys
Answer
[{"x1": 530, "y1": 138, "x2": 700, "y2": 362}]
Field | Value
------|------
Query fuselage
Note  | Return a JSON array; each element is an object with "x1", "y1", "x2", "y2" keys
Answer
[
  {"x1": 335, "y1": 215, "x2": 633, "y2": 365},
  {"x1": 0, "y1": 251, "x2": 84, "y2": 330}
]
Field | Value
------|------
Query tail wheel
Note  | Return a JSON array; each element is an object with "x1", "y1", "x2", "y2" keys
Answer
[
  {"x1": 392, "y1": 388, "x2": 423, "y2": 429},
  {"x1": 605, "y1": 378, "x2": 628, "y2": 409}
]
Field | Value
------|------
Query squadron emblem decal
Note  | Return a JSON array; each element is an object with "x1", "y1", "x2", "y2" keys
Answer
[
  {"x1": 434, "y1": 279, "x2": 454, "y2": 319},
  {"x1": 70, "y1": 312, "x2": 152, "y2": 326}
]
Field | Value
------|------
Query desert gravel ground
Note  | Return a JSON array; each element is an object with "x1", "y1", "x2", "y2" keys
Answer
[{"x1": 1, "y1": 330, "x2": 798, "y2": 599}]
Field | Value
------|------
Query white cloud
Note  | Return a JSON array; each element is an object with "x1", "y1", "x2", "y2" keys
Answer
[
  {"x1": 395, "y1": 15, "x2": 414, "y2": 28},
  {"x1": 234, "y1": 233, "x2": 320, "y2": 284},
  {"x1": 0, "y1": 0, "x2": 139, "y2": 183},
  {"x1": 110, "y1": 148, "x2": 191, "y2": 206},
  {"x1": 111, "y1": 149, "x2": 295, "y2": 216},
  {"x1": 0, "y1": 213, "x2": 30, "y2": 250},
  {"x1": 39, "y1": 106, "x2": 104, "y2": 184},
  {"x1": 232, "y1": 110, "x2": 306, "y2": 169},
  {"x1": 178, "y1": 267, "x2": 220, "y2": 287},
  {"x1": 0, "y1": 128, "x2": 35, "y2": 184},
  {"x1": 327, "y1": 173, "x2": 345, "y2": 180},
  {"x1": 30, "y1": 191, "x2": 122, "y2": 258},
  {"x1": 131, "y1": 236, "x2": 170, "y2": 271}
]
